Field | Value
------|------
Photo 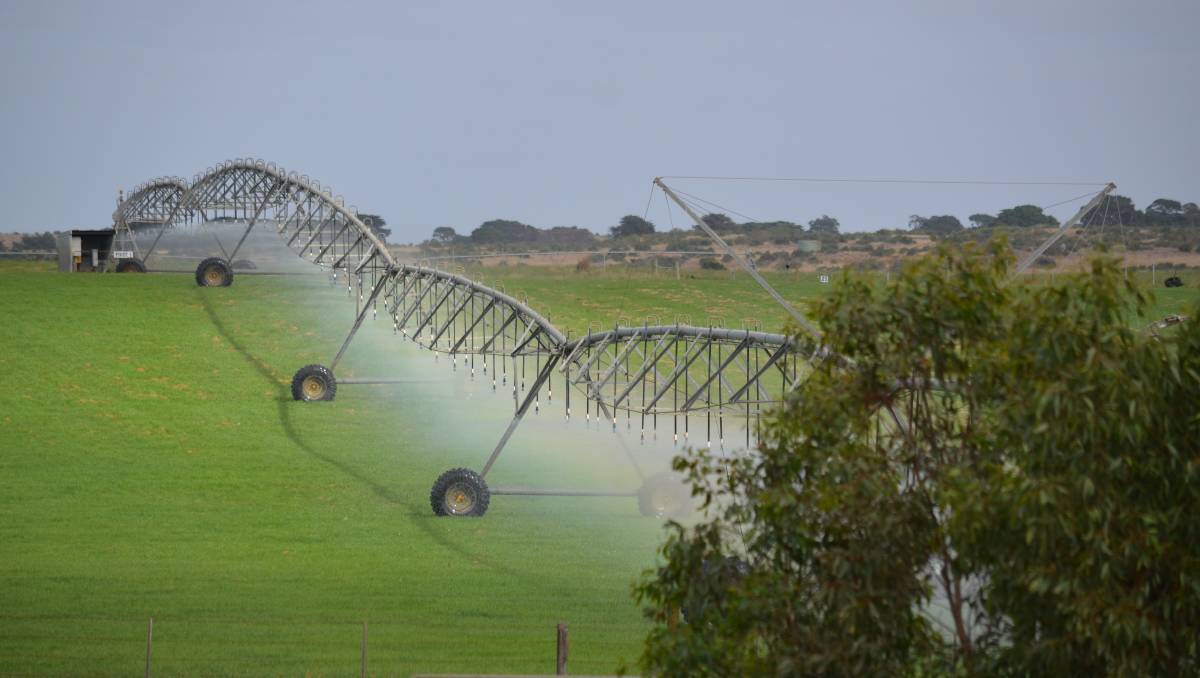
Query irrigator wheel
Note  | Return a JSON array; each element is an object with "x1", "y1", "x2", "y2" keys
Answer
[
  {"x1": 115, "y1": 258, "x2": 146, "y2": 273},
  {"x1": 195, "y1": 257, "x2": 233, "y2": 287},
  {"x1": 430, "y1": 468, "x2": 490, "y2": 517},
  {"x1": 291, "y1": 364, "x2": 337, "y2": 402},
  {"x1": 637, "y1": 471, "x2": 692, "y2": 519}
]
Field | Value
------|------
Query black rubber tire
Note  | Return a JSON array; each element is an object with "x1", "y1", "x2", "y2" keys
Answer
[
  {"x1": 1165, "y1": 276, "x2": 1183, "y2": 288},
  {"x1": 637, "y1": 471, "x2": 693, "y2": 519},
  {"x1": 195, "y1": 257, "x2": 233, "y2": 287},
  {"x1": 430, "y1": 468, "x2": 490, "y2": 517},
  {"x1": 115, "y1": 258, "x2": 146, "y2": 273},
  {"x1": 291, "y1": 364, "x2": 337, "y2": 402}
]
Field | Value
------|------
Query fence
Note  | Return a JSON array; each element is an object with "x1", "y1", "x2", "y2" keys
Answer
[
  {"x1": 0, "y1": 251, "x2": 56, "y2": 259},
  {"x1": 0, "y1": 616, "x2": 606, "y2": 677}
]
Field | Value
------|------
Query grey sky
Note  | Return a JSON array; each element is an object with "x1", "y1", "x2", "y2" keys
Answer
[{"x1": 1, "y1": 0, "x2": 1196, "y2": 239}]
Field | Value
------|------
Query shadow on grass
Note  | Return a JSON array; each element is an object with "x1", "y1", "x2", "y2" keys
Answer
[
  {"x1": 197, "y1": 288, "x2": 559, "y2": 589},
  {"x1": 198, "y1": 290, "x2": 404, "y2": 504}
]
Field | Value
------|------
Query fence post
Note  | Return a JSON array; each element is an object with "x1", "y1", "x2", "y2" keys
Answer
[
  {"x1": 145, "y1": 617, "x2": 154, "y2": 678},
  {"x1": 555, "y1": 622, "x2": 569, "y2": 675},
  {"x1": 361, "y1": 620, "x2": 368, "y2": 678}
]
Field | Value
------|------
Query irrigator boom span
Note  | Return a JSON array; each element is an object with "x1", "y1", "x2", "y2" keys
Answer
[
  {"x1": 118, "y1": 158, "x2": 807, "y2": 419},
  {"x1": 113, "y1": 158, "x2": 810, "y2": 516}
]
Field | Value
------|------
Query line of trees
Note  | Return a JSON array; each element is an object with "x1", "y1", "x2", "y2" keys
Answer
[
  {"x1": 421, "y1": 212, "x2": 844, "y2": 251},
  {"x1": 694, "y1": 213, "x2": 841, "y2": 235},
  {"x1": 1080, "y1": 196, "x2": 1200, "y2": 227},
  {"x1": 1, "y1": 232, "x2": 58, "y2": 252},
  {"x1": 428, "y1": 220, "x2": 599, "y2": 250},
  {"x1": 910, "y1": 195, "x2": 1200, "y2": 237},
  {"x1": 908, "y1": 204, "x2": 1063, "y2": 237},
  {"x1": 420, "y1": 192, "x2": 1199, "y2": 249}
]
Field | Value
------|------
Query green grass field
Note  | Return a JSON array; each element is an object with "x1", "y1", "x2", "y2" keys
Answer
[
  {"x1": 465, "y1": 263, "x2": 1199, "y2": 336},
  {"x1": 455, "y1": 265, "x2": 831, "y2": 335},
  {"x1": 0, "y1": 262, "x2": 677, "y2": 676},
  {"x1": 1, "y1": 259, "x2": 1196, "y2": 676}
]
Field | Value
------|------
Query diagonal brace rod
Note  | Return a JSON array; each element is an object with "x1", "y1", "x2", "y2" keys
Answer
[
  {"x1": 589, "y1": 329, "x2": 643, "y2": 397},
  {"x1": 728, "y1": 342, "x2": 791, "y2": 403},
  {"x1": 477, "y1": 309, "x2": 521, "y2": 354},
  {"x1": 681, "y1": 337, "x2": 752, "y2": 411},
  {"x1": 611, "y1": 331, "x2": 677, "y2": 409},
  {"x1": 449, "y1": 298, "x2": 498, "y2": 354},
  {"x1": 228, "y1": 182, "x2": 282, "y2": 262},
  {"x1": 480, "y1": 355, "x2": 560, "y2": 478},
  {"x1": 330, "y1": 271, "x2": 393, "y2": 371},
  {"x1": 644, "y1": 334, "x2": 707, "y2": 411}
]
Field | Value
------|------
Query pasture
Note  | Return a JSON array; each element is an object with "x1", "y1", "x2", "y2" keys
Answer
[
  {"x1": 0, "y1": 261, "x2": 671, "y2": 675},
  {"x1": 467, "y1": 262, "x2": 1199, "y2": 336},
  {"x1": 0, "y1": 258, "x2": 1195, "y2": 675}
]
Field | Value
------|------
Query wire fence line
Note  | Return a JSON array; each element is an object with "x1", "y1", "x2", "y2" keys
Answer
[
  {"x1": 0, "y1": 251, "x2": 56, "y2": 258},
  {"x1": 0, "y1": 615, "x2": 587, "y2": 677}
]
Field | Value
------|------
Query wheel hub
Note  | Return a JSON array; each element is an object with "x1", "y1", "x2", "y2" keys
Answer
[
  {"x1": 204, "y1": 266, "x2": 223, "y2": 285},
  {"x1": 652, "y1": 489, "x2": 676, "y2": 516},
  {"x1": 445, "y1": 483, "x2": 476, "y2": 515},
  {"x1": 302, "y1": 376, "x2": 327, "y2": 399}
]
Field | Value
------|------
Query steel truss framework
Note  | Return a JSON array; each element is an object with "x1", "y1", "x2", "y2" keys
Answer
[
  {"x1": 113, "y1": 177, "x2": 192, "y2": 227},
  {"x1": 117, "y1": 158, "x2": 809, "y2": 516},
  {"x1": 110, "y1": 177, "x2": 191, "y2": 265}
]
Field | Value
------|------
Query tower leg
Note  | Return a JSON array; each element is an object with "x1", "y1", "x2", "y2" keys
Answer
[
  {"x1": 330, "y1": 274, "x2": 391, "y2": 371},
  {"x1": 226, "y1": 219, "x2": 257, "y2": 263},
  {"x1": 480, "y1": 355, "x2": 559, "y2": 478}
]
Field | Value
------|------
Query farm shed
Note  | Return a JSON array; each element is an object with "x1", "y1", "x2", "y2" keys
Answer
[{"x1": 57, "y1": 229, "x2": 115, "y2": 272}]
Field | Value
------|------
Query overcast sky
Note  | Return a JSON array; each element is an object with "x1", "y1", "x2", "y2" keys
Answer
[{"x1": 1, "y1": 0, "x2": 1196, "y2": 239}]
